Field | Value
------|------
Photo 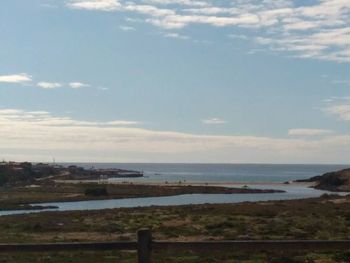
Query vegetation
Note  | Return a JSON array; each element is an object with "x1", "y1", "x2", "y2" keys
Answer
[
  {"x1": 2, "y1": 163, "x2": 349, "y2": 261},
  {"x1": 84, "y1": 187, "x2": 108, "y2": 196},
  {"x1": 1, "y1": 195, "x2": 350, "y2": 261},
  {"x1": 0, "y1": 162, "x2": 58, "y2": 186},
  {"x1": 0, "y1": 162, "x2": 142, "y2": 187}
]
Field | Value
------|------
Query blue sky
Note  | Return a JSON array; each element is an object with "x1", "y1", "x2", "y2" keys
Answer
[{"x1": 0, "y1": 0, "x2": 350, "y2": 163}]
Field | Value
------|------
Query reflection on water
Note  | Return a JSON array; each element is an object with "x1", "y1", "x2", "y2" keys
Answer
[{"x1": 0, "y1": 184, "x2": 345, "y2": 217}]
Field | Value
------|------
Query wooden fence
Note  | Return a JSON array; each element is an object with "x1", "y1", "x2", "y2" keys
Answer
[{"x1": 1, "y1": 229, "x2": 350, "y2": 263}]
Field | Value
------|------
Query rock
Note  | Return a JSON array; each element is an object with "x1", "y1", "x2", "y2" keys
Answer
[{"x1": 298, "y1": 168, "x2": 350, "y2": 192}]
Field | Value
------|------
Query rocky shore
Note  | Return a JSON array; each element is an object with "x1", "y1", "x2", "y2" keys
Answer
[{"x1": 296, "y1": 168, "x2": 350, "y2": 192}]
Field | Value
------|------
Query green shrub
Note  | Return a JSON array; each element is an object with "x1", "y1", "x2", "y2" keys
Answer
[{"x1": 84, "y1": 187, "x2": 108, "y2": 196}]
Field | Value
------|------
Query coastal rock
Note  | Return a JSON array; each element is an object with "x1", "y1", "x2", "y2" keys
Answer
[{"x1": 297, "y1": 168, "x2": 350, "y2": 192}]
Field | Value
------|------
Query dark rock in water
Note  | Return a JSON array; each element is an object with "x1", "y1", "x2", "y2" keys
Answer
[
  {"x1": 296, "y1": 168, "x2": 350, "y2": 192},
  {"x1": 29, "y1": 205, "x2": 58, "y2": 210},
  {"x1": 295, "y1": 175, "x2": 323, "y2": 183}
]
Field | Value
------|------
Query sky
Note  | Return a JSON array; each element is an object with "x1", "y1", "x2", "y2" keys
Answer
[{"x1": 0, "y1": 0, "x2": 350, "y2": 163}]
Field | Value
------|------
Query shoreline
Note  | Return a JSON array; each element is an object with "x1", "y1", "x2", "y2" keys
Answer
[
  {"x1": 0, "y1": 181, "x2": 285, "y2": 212},
  {"x1": 55, "y1": 179, "x2": 315, "y2": 187}
]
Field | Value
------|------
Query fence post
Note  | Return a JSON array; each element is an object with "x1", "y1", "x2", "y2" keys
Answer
[{"x1": 137, "y1": 229, "x2": 152, "y2": 263}]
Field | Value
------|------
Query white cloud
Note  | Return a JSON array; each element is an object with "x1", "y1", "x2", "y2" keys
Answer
[
  {"x1": 202, "y1": 118, "x2": 227, "y2": 125},
  {"x1": 37, "y1": 82, "x2": 62, "y2": 89},
  {"x1": 0, "y1": 73, "x2": 91, "y2": 89},
  {"x1": 143, "y1": 0, "x2": 208, "y2": 7},
  {"x1": 66, "y1": 0, "x2": 350, "y2": 63},
  {"x1": 41, "y1": 0, "x2": 58, "y2": 8},
  {"x1": 288, "y1": 129, "x2": 333, "y2": 136},
  {"x1": 124, "y1": 4, "x2": 176, "y2": 17},
  {"x1": 119, "y1": 25, "x2": 136, "y2": 31},
  {"x1": 164, "y1": 32, "x2": 189, "y2": 40},
  {"x1": 332, "y1": 80, "x2": 350, "y2": 86},
  {"x1": 67, "y1": 0, "x2": 121, "y2": 11},
  {"x1": 0, "y1": 109, "x2": 139, "y2": 127},
  {"x1": 325, "y1": 104, "x2": 350, "y2": 121},
  {"x1": 0, "y1": 73, "x2": 32, "y2": 83},
  {"x1": 1, "y1": 109, "x2": 350, "y2": 163},
  {"x1": 107, "y1": 120, "x2": 141, "y2": 125},
  {"x1": 69, "y1": 82, "x2": 90, "y2": 88},
  {"x1": 97, "y1": 86, "x2": 109, "y2": 91},
  {"x1": 228, "y1": 34, "x2": 248, "y2": 40}
]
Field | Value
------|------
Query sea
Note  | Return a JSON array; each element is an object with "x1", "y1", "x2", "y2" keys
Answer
[{"x1": 74, "y1": 163, "x2": 350, "y2": 184}]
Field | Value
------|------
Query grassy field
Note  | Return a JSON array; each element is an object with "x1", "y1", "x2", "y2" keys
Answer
[{"x1": 0, "y1": 194, "x2": 350, "y2": 262}]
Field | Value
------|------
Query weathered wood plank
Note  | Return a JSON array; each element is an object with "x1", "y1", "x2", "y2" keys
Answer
[
  {"x1": 138, "y1": 229, "x2": 152, "y2": 263},
  {"x1": 1, "y1": 229, "x2": 350, "y2": 263},
  {"x1": 0, "y1": 241, "x2": 137, "y2": 252},
  {"x1": 152, "y1": 240, "x2": 350, "y2": 251}
]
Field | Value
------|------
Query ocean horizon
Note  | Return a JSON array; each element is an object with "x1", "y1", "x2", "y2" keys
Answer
[{"x1": 59, "y1": 163, "x2": 350, "y2": 184}]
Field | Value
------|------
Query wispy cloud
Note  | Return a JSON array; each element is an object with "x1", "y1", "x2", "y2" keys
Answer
[
  {"x1": 68, "y1": 82, "x2": 90, "y2": 88},
  {"x1": 202, "y1": 118, "x2": 227, "y2": 125},
  {"x1": 41, "y1": 0, "x2": 58, "y2": 8},
  {"x1": 37, "y1": 81, "x2": 90, "y2": 89},
  {"x1": 1, "y1": 108, "x2": 350, "y2": 163},
  {"x1": 164, "y1": 32, "x2": 189, "y2": 40},
  {"x1": 325, "y1": 104, "x2": 350, "y2": 121},
  {"x1": 143, "y1": 0, "x2": 208, "y2": 7},
  {"x1": 0, "y1": 73, "x2": 32, "y2": 83},
  {"x1": 67, "y1": 0, "x2": 121, "y2": 11},
  {"x1": 288, "y1": 129, "x2": 333, "y2": 136},
  {"x1": 97, "y1": 86, "x2": 109, "y2": 91},
  {"x1": 0, "y1": 72, "x2": 92, "y2": 90},
  {"x1": 66, "y1": 0, "x2": 350, "y2": 63},
  {"x1": 119, "y1": 25, "x2": 136, "y2": 31},
  {"x1": 37, "y1": 82, "x2": 62, "y2": 89},
  {"x1": 322, "y1": 95, "x2": 350, "y2": 121},
  {"x1": 0, "y1": 109, "x2": 139, "y2": 127},
  {"x1": 332, "y1": 80, "x2": 350, "y2": 86},
  {"x1": 107, "y1": 120, "x2": 140, "y2": 125},
  {"x1": 228, "y1": 34, "x2": 249, "y2": 40}
]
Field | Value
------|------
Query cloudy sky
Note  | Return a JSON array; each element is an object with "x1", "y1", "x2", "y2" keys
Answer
[{"x1": 1, "y1": 0, "x2": 350, "y2": 163}]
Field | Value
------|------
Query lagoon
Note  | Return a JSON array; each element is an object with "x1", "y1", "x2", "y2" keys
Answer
[{"x1": 0, "y1": 183, "x2": 343, "y2": 217}]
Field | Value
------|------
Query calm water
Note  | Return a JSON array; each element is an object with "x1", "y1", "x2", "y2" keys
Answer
[
  {"x1": 74, "y1": 163, "x2": 349, "y2": 183},
  {"x1": 1, "y1": 163, "x2": 348, "y2": 217},
  {"x1": 0, "y1": 184, "x2": 345, "y2": 217}
]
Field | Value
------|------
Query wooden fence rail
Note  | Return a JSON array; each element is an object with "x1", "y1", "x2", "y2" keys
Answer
[{"x1": 1, "y1": 229, "x2": 350, "y2": 263}]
